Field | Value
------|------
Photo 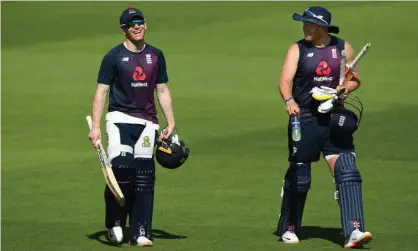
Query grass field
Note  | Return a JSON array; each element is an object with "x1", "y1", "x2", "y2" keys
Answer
[{"x1": 2, "y1": 1, "x2": 418, "y2": 250}]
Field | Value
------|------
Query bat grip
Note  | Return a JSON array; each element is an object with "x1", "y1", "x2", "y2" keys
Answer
[
  {"x1": 86, "y1": 115, "x2": 93, "y2": 129},
  {"x1": 331, "y1": 87, "x2": 347, "y2": 105},
  {"x1": 86, "y1": 115, "x2": 101, "y2": 146},
  {"x1": 337, "y1": 87, "x2": 346, "y2": 96}
]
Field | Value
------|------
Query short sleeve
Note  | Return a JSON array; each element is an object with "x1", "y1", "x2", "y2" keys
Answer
[
  {"x1": 97, "y1": 52, "x2": 117, "y2": 85},
  {"x1": 156, "y1": 51, "x2": 169, "y2": 84}
]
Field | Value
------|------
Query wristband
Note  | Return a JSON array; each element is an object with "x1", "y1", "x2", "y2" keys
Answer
[{"x1": 284, "y1": 97, "x2": 294, "y2": 103}]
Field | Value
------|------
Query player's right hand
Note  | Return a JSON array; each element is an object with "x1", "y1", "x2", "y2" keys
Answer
[
  {"x1": 88, "y1": 128, "x2": 101, "y2": 148},
  {"x1": 159, "y1": 125, "x2": 174, "y2": 141},
  {"x1": 286, "y1": 99, "x2": 300, "y2": 116}
]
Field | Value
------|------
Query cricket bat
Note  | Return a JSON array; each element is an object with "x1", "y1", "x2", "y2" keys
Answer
[
  {"x1": 339, "y1": 42, "x2": 372, "y2": 86},
  {"x1": 86, "y1": 115, "x2": 125, "y2": 207}
]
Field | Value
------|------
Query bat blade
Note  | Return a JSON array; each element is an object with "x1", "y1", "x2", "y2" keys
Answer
[{"x1": 86, "y1": 115, "x2": 125, "y2": 206}]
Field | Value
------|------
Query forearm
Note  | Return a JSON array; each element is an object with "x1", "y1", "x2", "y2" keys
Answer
[
  {"x1": 157, "y1": 90, "x2": 175, "y2": 127},
  {"x1": 279, "y1": 80, "x2": 293, "y2": 101},
  {"x1": 342, "y1": 42, "x2": 362, "y2": 94},
  {"x1": 341, "y1": 80, "x2": 360, "y2": 93},
  {"x1": 92, "y1": 91, "x2": 107, "y2": 129},
  {"x1": 340, "y1": 74, "x2": 361, "y2": 93}
]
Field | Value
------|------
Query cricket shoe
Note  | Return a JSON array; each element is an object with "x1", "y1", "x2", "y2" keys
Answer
[
  {"x1": 281, "y1": 230, "x2": 299, "y2": 244},
  {"x1": 107, "y1": 226, "x2": 123, "y2": 244},
  {"x1": 344, "y1": 230, "x2": 373, "y2": 248},
  {"x1": 134, "y1": 236, "x2": 153, "y2": 247}
]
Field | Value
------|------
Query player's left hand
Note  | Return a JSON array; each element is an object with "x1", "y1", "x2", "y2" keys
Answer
[
  {"x1": 159, "y1": 125, "x2": 175, "y2": 141},
  {"x1": 336, "y1": 86, "x2": 348, "y2": 100}
]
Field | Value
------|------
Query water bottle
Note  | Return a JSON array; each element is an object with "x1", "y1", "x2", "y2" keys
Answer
[{"x1": 291, "y1": 114, "x2": 301, "y2": 142}]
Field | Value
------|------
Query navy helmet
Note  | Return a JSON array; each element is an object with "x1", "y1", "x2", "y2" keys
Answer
[
  {"x1": 331, "y1": 93, "x2": 364, "y2": 135},
  {"x1": 156, "y1": 133, "x2": 190, "y2": 169}
]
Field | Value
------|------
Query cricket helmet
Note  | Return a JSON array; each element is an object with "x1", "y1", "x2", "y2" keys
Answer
[
  {"x1": 331, "y1": 93, "x2": 364, "y2": 135},
  {"x1": 155, "y1": 134, "x2": 190, "y2": 169}
]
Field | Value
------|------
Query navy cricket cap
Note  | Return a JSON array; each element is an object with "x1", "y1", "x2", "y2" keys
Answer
[
  {"x1": 120, "y1": 8, "x2": 145, "y2": 27},
  {"x1": 292, "y1": 6, "x2": 339, "y2": 34}
]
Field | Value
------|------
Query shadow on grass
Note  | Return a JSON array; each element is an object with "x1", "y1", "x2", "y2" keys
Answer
[
  {"x1": 273, "y1": 226, "x2": 371, "y2": 249},
  {"x1": 87, "y1": 228, "x2": 187, "y2": 246}
]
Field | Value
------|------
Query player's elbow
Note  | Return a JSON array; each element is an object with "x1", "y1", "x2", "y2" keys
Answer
[
  {"x1": 352, "y1": 80, "x2": 361, "y2": 91},
  {"x1": 96, "y1": 83, "x2": 110, "y2": 98},
  {"x1": 157, "y1": 86, "x2": 171, "y2": 100},
  {"x1": 157, "y1": 84, "x2": 170, "y2": 96},
  {"x1": 345, "y1": 78, "x2": 361, "y2": 93}
]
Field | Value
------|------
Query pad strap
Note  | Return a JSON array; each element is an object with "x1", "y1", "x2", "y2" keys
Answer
[{"x1": 334, "y1": 154, "x2": 362, "y2": 184}]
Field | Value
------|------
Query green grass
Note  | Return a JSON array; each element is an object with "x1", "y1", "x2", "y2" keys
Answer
[{"x1": 2, "y1": 1, "x2": 418, "y2": 250}]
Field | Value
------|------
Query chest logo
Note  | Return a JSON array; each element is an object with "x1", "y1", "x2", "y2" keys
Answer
[
  {"x1": 146, "y1": 54, "x2": 152, "y2": 64},
  {"x1": 332, "y1": 48, "x2": 338, "y2": 59},
  {"x1": 132, "y1": 66, "x2": 147, "y2": 81},
  {"x1": 316, "y1": 61, "x2": 331, "y2": 76}
]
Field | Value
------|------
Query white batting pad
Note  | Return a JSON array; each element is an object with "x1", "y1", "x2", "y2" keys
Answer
[
  {"x1": 105, "y1": 111, "x2": 160, "y2": 160},
  {"x1": 106, "y1": 121, "x2": 134, "y2": 162},
  {"x1": 134, "y1": 126, "x2": 157, "y2": 159}
]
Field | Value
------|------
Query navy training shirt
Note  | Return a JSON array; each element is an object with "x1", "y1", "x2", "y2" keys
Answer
[
  {"x1": 97, "y1": 43, "x2": 168, "y2": 124},
  {"x1": 292, "y1": 35, "x2": 345, "y2": 122}
]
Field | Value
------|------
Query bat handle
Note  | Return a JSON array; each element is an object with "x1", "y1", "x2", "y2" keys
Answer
[
  {"x1": 86, "y1": 115, "x2": 101, "y2": 146},
  {"x1": 331, "y1": 88, "x2": 346, "y2": 105},
  {"x1": 86, "y1": 115, "x2": 93, "y2": 129},
  {"x1": 337, "y1": 87, "x2": 346, "y2": 96}
]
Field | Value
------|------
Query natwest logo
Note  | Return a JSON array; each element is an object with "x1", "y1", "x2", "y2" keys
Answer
[
  {"x1": 132, "y1": 66, "x2": 146, "y2": 81},
  {"x1": 314, "y1": 60, "x2": 333, "y2": 82},
  {"x1": 316, "y1": 61, "x2": 331, "y2": 76},
  {"x1": 131, "y1": 82, "x2": 148, "y2": 88},
  {"x1": 314, "y1": 76, "x2": 333, "y2": 81}
]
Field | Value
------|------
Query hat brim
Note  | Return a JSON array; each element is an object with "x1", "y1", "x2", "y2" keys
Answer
[
  {"x1": 130, "y1": 14, "x2": 144, "y2": 20},
  {"x1": 292, "y1": 13, "x2": 339, "y2": 34},
  {"x1": 120, "y1": 14, "x2": 145, "y2": 27}
]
